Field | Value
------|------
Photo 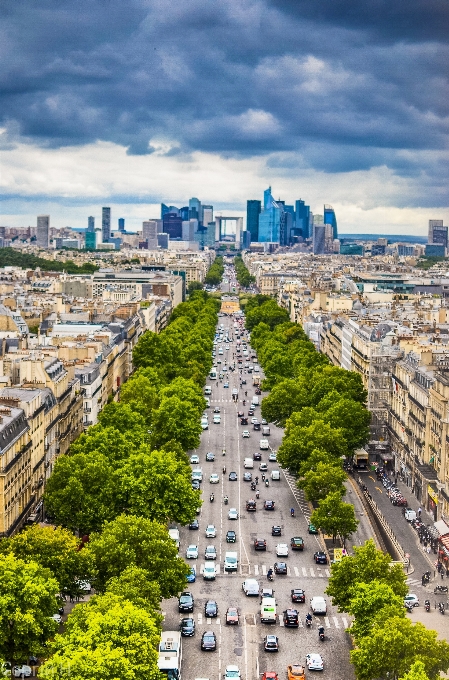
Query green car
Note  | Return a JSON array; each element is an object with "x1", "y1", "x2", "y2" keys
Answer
[
  {"x1": 308, "y1": 523, "x2": 318, "y2": 535},
  {"x1": 226, "y1": 530, "x2": 236, "y2": 543}
]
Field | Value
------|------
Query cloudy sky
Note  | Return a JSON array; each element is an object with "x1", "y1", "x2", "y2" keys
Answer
[{"x1": 1, "y1": 0, "x2": 448, "y2": 234}]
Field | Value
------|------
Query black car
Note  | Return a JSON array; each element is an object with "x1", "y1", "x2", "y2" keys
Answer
[
  {"x1": 254, "y1": 539, "x2": 267, "y2": 550},
  {"x1": 264, "y1": 635, "x2": 279, "y2": 652},
  {"x1": 205, "y1": 600, "x2": 218, "y2": 617},
  {"x1": 189, "y1": 519, "x2": 199, "y2": 530},
  {"x1": 271, "y1": 526, "x2": 282, "y2": 536},
  {"x1": 178, "y1": 592, "x2": 194, "y2": 612},
  {"x1": 226, "y1": 530, "x2": 236, "y2": 543},
  {"x1": 201, "y1": 631, "x2": 217, "y2": 651},
  {"x1": 213, "y1": 407, "x2": 220, "y2": 413},
  {"x1": 291, "y1": 589, "x2": 306, "y2": 603},
  {"x1": 206, "y1": 452, "x2": 215, "y2": 461},
  {"x1": 238, "y1": 411, "x2": 244, "y2": 418},
  {"x1": 180, "y1": 617, "x2": 195, "y2": 636},
  {"x1": 264, "y1": 500, "x2": 275, "y2": 511},
  {"x1": 253, "y1": 451, "x2": 262, "y2": 461},
  {"x1": 248, "y1": 409, "x2": 254, "y2": 416},
  {"x1": 246, "y1": 499, "x2": 257, "y2": 511},
  {"x1": 291, "y1": 537, "x2": 304, "y2": 551},
  {"x1": 240, "y1": 417, "x2": 248, "y2": 425},
  {"x1": 253, "y1": 422, "x2": 261, "y2": 431},
  {"x1": 314, "y1": 551, "x2": 328, "y2": 564},
  {"x1": 241, "y1": 379, "x2": 247, "y2": 385},
  {"x1": 191, "y1": 480, "x2": 200, "y2": 490},
  {"x1": 283, "y1": 609, "x2": 299, "y2": 627},
  {"x1": 244, "y1": 472, "x2": 253, "y2": 482},
  {"x1": 229, "y1": 471, "x2": 238, "y2": 481},
  {"x1": 274, "y1": 562, "x2": 287, "y2": 575}
]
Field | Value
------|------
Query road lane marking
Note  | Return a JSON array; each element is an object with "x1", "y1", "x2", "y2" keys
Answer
[
  {"x1": 325, "y1": 569, "x2": 330, "y2": 577},
  {"x1": 262, "y1": 565, "x2": 267, "y2": 575},
  {"x1": 207, "y1": 618, "x2": 212, "y2": 624},
  {"x1": 310, "y1": 568, "x2": 315, "y2": 577},
  {"x1": 342, "y1": 617, "x2": 349, "y2": 628},
  {"x1": 287, "y1": 567, "x2": 292, "y2": 576},
  {"x1": 294, "y1": 567, "x2": 299, "y2": 576},
  {"x1": 254, "y1": 565, "x2": 259, "y2": 575},
  {"x1": 198, "y1": 613, "x2": 203, "y2": 624},
  {"x1": 333, "y1": 617, "x2": 340, "y2": 628},
  {"x1": 216, "y1": 618, "x2": 221, "y2": 625},
  {"x1": 324, "y1": 617, "x2": 331, "y2": 628},
  {"x1": 375, "y1": 486, "x2": 382, "y2": 493},
  {"x1": 279, "y1": 618, "x2": 284, "y2": 626},
  {"x1": 318, "y1": 571, "x2": 324, "y2": 578},
  {"x1": 302, "y1": 567, "x2": 307, "y2": 576}
]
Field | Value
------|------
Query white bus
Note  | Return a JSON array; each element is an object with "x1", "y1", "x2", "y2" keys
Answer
[
  {"x1": 158, "y1": 631, "x2": 182, "y2": 680},
  {"x1": 209, "y1": 368, "x2": 217, "y2": 380}
]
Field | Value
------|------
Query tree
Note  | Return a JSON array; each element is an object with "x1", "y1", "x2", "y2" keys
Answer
[
  {"x1": 261, "y1": 379, "x2": 312, "y2": 425},
  {"x1": 298, "y1": 462, "x2": 346, "y2": 502},
  {"x1": 308, "y1": 365, "x2": 367, "y2": 406},
  {"x1": 39, "y1": 593, "x2": 161, "y2": 680},
  {"x1": 399, "y1": 662, "x2": 431, "y2": 680},
  {"x1": 97, "y1": 402, "x2": 148, "y2": 441},
  {"x1": 298, "y1": 448, "x2": 339, "y2": 476},
  {"x1": 316, "y1": 392, "x2": 371, "y2": 452},
  {"x1": 278, "y1": 420, "x2": 348, "y2": 473},
  {"x1": 160, "y1": 377, "x2": 206, "y2": 416},
  {"x1": 151, "y1": 395, "x2": 202, "y2": 451},
  {"x1": 188, "y1": 281, "x2": 203, "y2": 294},
  {"x1": 69, "y1": 425, "x2": 138, "y2": 463},
  {"x1": 89, "y1": 514, "x2": 190, "y2": 597},
  {"x1": 0, "y1": 554, "x2": 59, "y2": 671},
  {"x1": 346, "y1": 581, "x2": 405, "y2": 641},
  {"x1": 310, "y1": 492, "x2": 358, "y2": 546},
  {"x1": 350, "y1": 617, "x2": 449, "y2": 680},
  {"x1": 326, "y1": 539, "x2": 408, "y2": 611},
  {"x1": 120, "y1": 374, "x2": 160, "y2": 426},
  {"x1": 105, "y1": 566, "x2": 162, "y2": 622},
  {"x1": 6, "y1": 525, "x2": 95, "y2": 597}
]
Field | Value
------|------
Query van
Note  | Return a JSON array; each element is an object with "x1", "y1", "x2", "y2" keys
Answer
[
  {"x1": 405, "y1": 509, "x2": 417, "y2": 522},
  {"x1": 168, "y1": 528, "x2": 180, "y2": 549},
  {"x1": 259, "y1": 440, "x2": 269, "y2": 450},
  {"x1": 224, "y1": 551, "x2": 238, "y2": 572},
  {"x1": 310, "y1": 596, "x2": 327, "y2": 615},
  {"x1": 204, "y1": 386, "x2": 212, "y2": 395},
  {"x1": 260, "y1": 597, "x2": 276, "y2": 623},
  {"x1": 191, "y1": 469, "x2": 203, "y2": 482},
  {"x1": 262, "y1": 426, "x2": 270, "y2": 436},
  {"x1": 251, "y1": 396, "x2": 259, "y2": 406},
  {"x1": 244, "y1": 457, "x2": 254, "y2": 469},
  {"x1": 271, "y1": 470, "x2": 280, "y2": 481}
]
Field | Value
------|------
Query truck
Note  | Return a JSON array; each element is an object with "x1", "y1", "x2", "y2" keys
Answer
[
  {"x1": 253, "y1": 375, "x2": 261, "y2": 387},
  {"x1": 244, "y1": 457, "x2": 254, "y2": 469},
  {"x1": 260, "y1": 596, "x2": 277, "y2": 623},
  {"x1": 168, "y1": 528, "x2": 180, "y2": 550},
  {"x1": 158, "y1": 631, "x2": 182, "y2": 680},
  {"x1": 224, "y1": 551, "x2": 238, "y2": 572}
]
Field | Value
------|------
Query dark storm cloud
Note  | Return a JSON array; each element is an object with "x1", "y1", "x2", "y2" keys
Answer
[{"x1": 1, "y1": 0, "x2": 448, "y2": 204}]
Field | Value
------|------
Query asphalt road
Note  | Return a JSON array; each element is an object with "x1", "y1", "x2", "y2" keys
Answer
[{"x1": 162, "y1": 304, "x2": 355, "y2": 680}]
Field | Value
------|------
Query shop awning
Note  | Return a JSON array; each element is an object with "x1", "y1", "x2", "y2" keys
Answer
[
  {"x1": 439, "y1": 535, "x2": 449, "y2": 553},
  {"x1": 435, "y1": 520, "x2": 449, "y2": 537}
]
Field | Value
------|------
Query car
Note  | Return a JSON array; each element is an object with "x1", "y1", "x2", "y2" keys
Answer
[
  {"x1": 51, "y1": 613, "x2": 62, "y2": 624},
  {"x1": 205, "y1": 600, "x2": 218, "y2": 617},
  {"x1": 264, "y1": 500, "x2": 275, "y2": 511},
  {"x1": 206, "y1": 452, "x2": 215, "y2": 461},
  {"x1": 186, "y1": 566, "x2": 196, "y2": 583},
  {"x1": 178, "y1": 592, "x2": 194, "y2": 612},
  {"x1": 240, "y1": 417, "x2": 248, "y2": 425},
  {"x1": 226, "y1": 607, "x2": 239, "y2": 624},
  {"x1": 254, "y1": 422, "x2": 261, "y2": 430},
  {"x1": 186, "y1": 545, "x2": 199, "y2": 559},
  {"x1": 189, "y1": 519, "x2": 199, "y2": 530},
  {"x1": 306, "y1": 654, "x2": 324, "y2": 671},
  {"x1": 254, "y1": 539, "x2": 267, "y2": 550},
  {"x1": 268, "y1": 452, "x2": 277, "y2": 462},
  {"x1": 251, "y1": 417, "x2": 258, "y2": 424},
  {"x1": 228, "y1": 508, "x2": 239, "y2": 519},
  {"x1": 246, "y1": 499, "x2": 257, "y2": 511},
  {"x1": 201, "y1": 421, "x2": 208, "y2": 430},
  {"x1": 229, "y1": 471, "x2": 238, "y2": 481},
  {"x1": 205, "y1": 524, "x2": 216, "y2": 538},
  {"x1": 203, "y1": 564, "x2": 216, "y2": 580},
  {"x1": 224, "y1": 665, "x2": 241, "y2": 680},
  {"x1": 291, "y1": 589, "x2": 306, "y2": 603},
  {"x1": 226, "y1": 530, "x2": 236, "y2": 543},
  {"x1": 260, "y1": 463, "x2": 268, "y2": 472},
  {"x1": 288, "y1": 665, "x2": 306, "y2": 680},
  {"x1": 404, "y1": 594, "x2": 420, "y2": 607},
  {"x1": 248, "y1": 408, "x2": 254, "y2": 416},
  {"x1": 223, "y1": 382, "x2": 229, "y2": 388},
  {"x1": 241, "y1": 379, "x2": 247, "y2": 385},
  {"x1": 276, "y1": 543, "x2": 289, "y2": 557},
  {"x1": 242, "y1": 430, "x2": 250, "y2": 438},
  {"x1": 264, "y1": 635, "x2": 279, "y2": 652},
  {"x1": 274, "y1": 562, "x2": 288, "y2": 575},
  {"x1": 214, "y1": 407, "x2": 221, "y2": 413},
  {"x1": 261, "y1": 418, "x2": 267, "y2": 425},
  {"x1": 314, "y1": 551, "x2": 328, "y2": 564},
  {"x1": 191, "y1": 480, "x2": 200, "y2": 490},
  {"x1": 210, "y1": 474, "x2": 220, "y2": 484},
  {"x1": 271, "y1": 526, "x2": 282, "y2": 536},
  {"x1": 238, "y1": 411, "x2": 244, "y2": 417},
  {"x1": 253, "y1": 451, "x2": 262, "y2": 460},
  {"x1": 243, "y1": 472, "x2": 253, "y2": 482},
  {"x1": 283, "y1": 608, "x2": 299, "y2": 627},
  {"x1": 291, "y1": 537, "x2": 304, "y2": 551},
  {"x1": 190, "y1": 454, "x2": 200, "y2": 464},
  {"x1": 205, "y1": 545, "x2": 217, "y2": 560},
  {"x1": 201, "y1": 630, "x2": 217, "y2": 651},
  {"x1": 308, "y1": 522, "x2": 318, "y2": 534},
  {"x1": 242, "y1": 579, "x2": 260, "y2": 596},
  {"x1": 260, "y1": 440, "x2": 269, "y2": 450},
  {"x1": 180, "y1": 617, "x2": 195, "y2": 636}
]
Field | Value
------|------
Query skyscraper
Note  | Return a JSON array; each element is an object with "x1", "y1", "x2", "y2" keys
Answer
[
  {"x1": 428, "y1": 220, "x2": 447, "y2": 248},
  {"x1": 313, "y1": 225, "x2": 326, "y2": 254},
  {"x1": 37, "y1": 215, "x2": 49, "y2": 248},
  {"x1": 163, "y1": 212, "x2": 182, "y2": 239},
  {"x1": 87, "y1": 216, "x2": 95, "y2": 232},
  {"x1": 85, "y1": 231, "x2": 96, "y2": 249},
  {"x1": 246, "y1": 200, "x2": 261, "y2": 242},
  {"x1": 324, "y1": 205, "x2": 338, "y2": 239},
  {"x1": 295, "y1": 200, "x2": 310, "y2": 239},
  {"x1": 189, "y1": 197, "x2": 202, "y2": 223},
  {"x1": 142, "y1": 221, "x2": 158, "y2": 249},
  {"x1": 102, "y1": 207, "x2": 111, "y2": 243},
  {"x1": 118, "y1": 218, "x2": 125, "y2": 232},
  {"x1": 202, "y1": 205, "x2": 214, "y2": 226}
]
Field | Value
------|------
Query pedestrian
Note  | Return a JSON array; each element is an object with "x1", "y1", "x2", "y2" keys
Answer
[
  {"x1": 438, "y1": 562, "x2": 442, "y2": 573},
  {"x1": 427, "y1": 545, "x2": 431, "y2": 554},
  {"x1": 442, "y1": 571, "x2": 445, "y2": 581},
  {"x1": 418, "y1": 507, "x2": 422, "y2": 517}
]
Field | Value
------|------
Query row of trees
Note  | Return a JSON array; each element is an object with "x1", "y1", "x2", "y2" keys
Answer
[
  {"x1": 327, "y1": 540, "x2": 449, "y2": 680},
  {"x1": 204, "y1": 255, "x2": 224, "y2": 285},
  {"x1": 234, "y1": 256, "x2": 255, "y2": 288},
  {"x1": 0, "y1": 290, "x2": 219, "y2": 677},
  {"x1": 0, "y1": 247, "x2": 98, "y2": 274}
]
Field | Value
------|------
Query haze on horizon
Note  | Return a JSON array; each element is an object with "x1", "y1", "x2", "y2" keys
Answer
[{"x1": 1, "y1": 0, "x2": 448, "y2": 234}]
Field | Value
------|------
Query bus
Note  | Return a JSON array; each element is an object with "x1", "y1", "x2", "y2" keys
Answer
[
  {"x1": 158, "y1": 631, "x2": 182, "y2": 680},
  {"x1": 209, "y1": 368, "x2": 217, "y2": 380}
]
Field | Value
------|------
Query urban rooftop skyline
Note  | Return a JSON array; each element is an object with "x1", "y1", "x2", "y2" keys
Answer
[{"x1": 1, "y1": 0, "x2": 448, "y2": 234}]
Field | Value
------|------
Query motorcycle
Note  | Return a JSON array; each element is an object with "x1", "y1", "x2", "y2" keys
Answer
[
  {"x1": 425, "y1": 600, "x2": 431, "y2": 612},
  {"x1": 305, "y1": 616, "x2": 312, "y2": 628},
  {"x1": 291, "y1": 508, "x2": 295, "y2": 517},
  {"x1": 210, "y1": 494, "x2": 214, "y2": 503},
  {"x1": 434, "y1": 585, "x2": 448, "y2": 594},
  {"x1": 256, "y1": 490, "x2": 260, "y2": 499},
  {"x1": 251, "y1": 483, "x2": 256, "y2": 491},
  {"x1": 267, "y1": 570, "x2": 274, "y2": 582},
  {"x1": 318, "y1": 626, "x2": 325, "y2": 641},
  {"x1": 223, "y1": 466, "x2": 226, "y2": 473},
  {"x1": 222, "y1": 449, "x2": 226, "y2": 457},
  {"x1": 405, "y1": 603, "x2": 414, "y2": 613},
  {"x1": 265, "y1": 479, "x2": 269, "y2": 487},
  {"x1": 243, "y1": 400, "x2": 246, "y2": 406},
  {"x1": 224, "y1": 496, "x2": 229, "y2": 505},
  {"x1": 439, "y1": 602, "x2": 446, "y2": 615}
]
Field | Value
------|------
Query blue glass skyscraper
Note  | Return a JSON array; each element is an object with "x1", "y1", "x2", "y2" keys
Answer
[
  {"x1": 324, "y1": 205, "x2": 338, "y2": 239},
  {"x1": 295, "y1": 200, "x2": 310, "y2": 239},
  {"x1": 246, "y1": 200, "x2": 261, "y2": 242}
]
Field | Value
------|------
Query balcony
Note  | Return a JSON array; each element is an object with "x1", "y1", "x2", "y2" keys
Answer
[{"x1": 83, "y1": 407, "x2": 92, "y2": 413}]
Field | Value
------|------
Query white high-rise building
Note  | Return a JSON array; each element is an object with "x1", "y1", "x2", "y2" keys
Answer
[
  {"x1": 202, "y1": 205, "x2": 213, "y2": 226},
  {"x1": 142, "y1": 221, "x2": 158, "y2": 249},
  {"x1": 37, "y1": 215, "x2": 49, "y2": 248}
]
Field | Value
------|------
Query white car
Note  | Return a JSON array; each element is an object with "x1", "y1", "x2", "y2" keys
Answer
[
  {"x1": 242, "y1": 430, "x2": 250, "y2": 438},
  {"x1": 213, "y1": 415, "x2": 221, "y2": 424},
  {"x1": 306, "y1": 654, "x2": 324, "y2": 671},
  {"x1": 206, "y1": 524, "x2": 217, "y2": 538},
  {"x1": 205, "y1": 545, "x2": 217, "y2": 560},
  {"x1": 268, "y1": 452, "x2": 277, "y2": 462},
  {"x1": 404, "y1": 594, "x2": 419, "y2": 607},
  {"x1": 51, "y1": 613, "x2": 62, "y2": 624},
  {"x1": 186, "y1": 545, "x2": 199, "y2": 559},
  {"x1": 224, "y1": 666, "x2": 241, "y2": 680},
  {"x1": 276, "y1": 543, "x2": 289, "y2": 557},
  {"x1": 259, "y1": 439, "x2": 269, "y2": 450},
  {"x1": 190, "y1": 454, "x2": 200, "y2": 464},
  {"x1": 242, "y1": 579, "x2": 259, "y2": 596},
  {"x1": 203, "y1": 564, "x2": 216, "y2": 580},
  {"x1": 251, "y1": 417, "x2": 258, "y2": 424},
  {"x1": 13, "y1": 666, "x2": 32, "y2": 678},
  {"x1": 201, "y1": 420, "x2": 209, "y2": 430},
  {"x1": 228, "y1": 508, "x2": 239, "y2": 520},
  {"x1": 210, "y1": 474, "x2": 220, "y2": 484}
]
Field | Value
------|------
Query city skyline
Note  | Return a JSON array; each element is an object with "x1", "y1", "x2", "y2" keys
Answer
[{"x1": 1, "y1": 0, "x2": 448, "y2": 234}]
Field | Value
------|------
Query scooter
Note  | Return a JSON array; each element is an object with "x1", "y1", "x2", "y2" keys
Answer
[
  {"x1": 210, "y1": 494, "x2": 214, "y2": 503},
  {"x1": 223, "y1": 466, "x2": 226, "y2": 473},
  {"x1": 425, "y1": 600, "x2": 431, "y2": 612},
  {"x1": 434, "y1": 585, "x2": 448, "y2": 594},
  {"x1": 305, "y1": 616, "x2": 312, "y2": 628},
  {"x1": 267, "y1": 570, "x2": 274, "y2": 582},
  {"x1": 291, "y1": 508, "x2": 295, "y2": 517},
  {"x1": 318, "y1": 626, "x2": 325, "y2": 641},
  {"x1": 439, "y1": 602, "x2": 446, "y2": 615},
  {"x1": 222, "y1": 449, "x2": 226, "y2": 457},
  {"x1": 243, "y1": 400, "x2": 246, "y2": 406},
  {"x1": 256, "y1": 490, "x2": 260, "y2": 499},
  {"x1": 251, "y1": 483, "x2": 256, "y2": 491},
  {"x1": 265, "y1": 479, "x2": 269, "y2": 487},
  {"x1": 224, "y1": 496, "x2": 229, "y2": 505}
]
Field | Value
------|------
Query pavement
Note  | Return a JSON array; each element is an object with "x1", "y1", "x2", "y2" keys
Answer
[{"x1": 162, "y1": 310, "x2": 355, "y2": 680}]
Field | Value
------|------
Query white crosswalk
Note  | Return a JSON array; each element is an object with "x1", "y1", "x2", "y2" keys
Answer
[
  {"x1": 242, "y1": 565, "x2": 330, "y2": 578},
  {"x1": 270, "y1": 615, "x2": 349, "y2": 629},
  {"x1": 406, "y1": 577, "x2": 426, "y2": 588}
]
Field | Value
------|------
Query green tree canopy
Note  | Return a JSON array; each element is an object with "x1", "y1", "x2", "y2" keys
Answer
[
  {"x1": 105, "y1": 566, "x2": 162, "y2": 621},
  {"x1": 151, "y1": 395, "x2": 202, "y2": 451},
  {"x1": 326, "y1": 539, "x2": 408, "y2": 611},
  {"x1": 260, "y1": 378, "x2": 312, "y2": 425},
  {"x1": 0, "y1": 553, "x2": 59, "y2": 670},
  {"x1": 310, "y1": 492, "x2": 358, "y2": 546},
  {"x1": 160, "y1": 377, "x2": 206, "y2": 416},
  {"x1": 298, "y1": 448, "x2": 339, "y2": 477},
  {"x1": 346, "y1": 581, "x2": 405, "y2": 641},
  {"x1": 316, "y1": 392, "x2": 371, "y2": 452},
  {"x1": 119, "y1": 374, "x2": 160, "y2": 426},
  {"x1": 69, "y1": 425, "x2": 138, "y2": 464},
  {"x1": 298, "y1": 461, "x2": 347, "y2": 502},
  {"x1": 278, "y1": 420, "x2": 348, "y2": 473},
  {"x1": 399, "y1": 662, "x2": 432, "y2": 680},
  {"x1": 188, "y1": 281, "x2": 203, "y2": 294},
  {"x1": 97, "y1": 402, "x2": 148, "y2": 442},
  {"x1": 89, "y1": 514, "x2": 190, "y2": 597}
]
